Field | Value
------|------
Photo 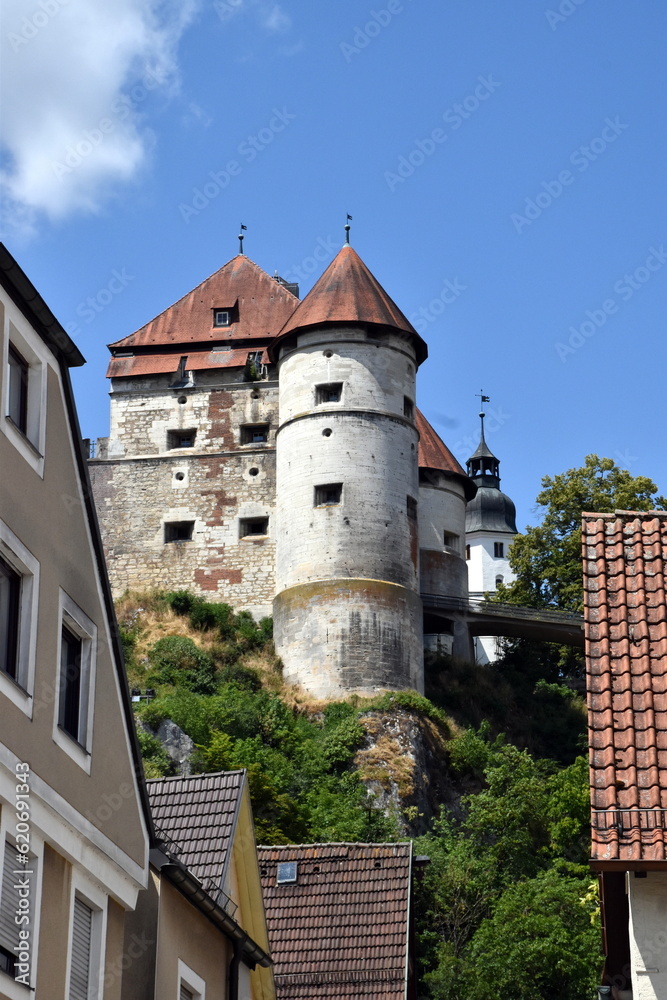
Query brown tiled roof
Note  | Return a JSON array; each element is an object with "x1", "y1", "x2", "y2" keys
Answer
[
  {"x1": 147, "y1": 770, "x2": 245, "y2": 883},
  {"x1": 106, "y1": 346, "x2": 269, "y2": 378},
  {"x1": 416, "y1": 410, "x2": 476, "y2": 501},
  {"x1": 583, "y1": 511, "x2": 667, "y2": 866},
  {"x1": 257, "y1": 843, "x2": 412, "y2": 999},
  {"x1": 271, "y1": 246, "x2": 427, "y2": 364},
  {"x1": 109, "y1": 255, "x2": 298, "y2": 350}
]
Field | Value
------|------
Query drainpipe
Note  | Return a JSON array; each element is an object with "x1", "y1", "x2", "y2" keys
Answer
[{"x1": 229, "y1": 940, "x2": 242, "y2": 1000}]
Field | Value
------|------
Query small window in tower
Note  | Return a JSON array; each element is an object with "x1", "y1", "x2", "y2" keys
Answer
[
  {"x1": 315, "y1": 483, "x2": 342, "y2": 506},
  {"x1": 164, "y1": 521, "x2": 195, "y2": 543},
  {"x1": 494, "y1": 542, "x2": 504, "y2": 558},
  {"x1": 240, "y1": 517, "x2": 268, "y2": 538},
  {"x1": 403, "y1": 396, "x2": 414, "y2": 419},
  {"x1": 495, "y1": 575, "x2": 504, "y2": 588},
  {"x1": 466, "y1": 544, "x2": 471, "y2": 560},
  {"x1": 443, "y1": 532, "x2": 458, "y2": 550},
  {"x1": 315, "y1": 383, "x2": 343, "y2": 404},
  {"x1": 240, "y1": 423, "x2": 269, "y2": 444},
  {"x1": 213, "y1": 309, "x2": 231, "y2": 327},
  {"x1": 406, "y1": 496, "x2": 417, "y2": 520},
  {"x1": 168, "y1": 429, "x2": 196, "y2": 449}
]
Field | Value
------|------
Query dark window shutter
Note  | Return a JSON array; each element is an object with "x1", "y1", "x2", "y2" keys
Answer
[
  {"x1": 0, "y1": 842, "x2": 20, "y2": 954},
  {"x1": 69, "y1": 897, "x2": 92, "y2": 1000},
  {"x1": 180, "y1": 985, "x2": 194, "y2": 1000}
]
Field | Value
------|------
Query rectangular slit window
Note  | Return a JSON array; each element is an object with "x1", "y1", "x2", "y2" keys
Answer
[
  {"x1": 164, "y1": 521, "x2": 195, "y2": 543},
  {"x1": 315, "y1": 383, "x2": 343, "y2": 404},
  {"x1": 167, "y1": 429, "x2": 196, "y2": 449},
  {"x1": 0, "y1": 556, "x2": 20, "y2": 681},
  {"x1": 8, "y1": 345, "x2": 29, "y2": 434},
  {"x1": 403, "y1": 396, "x2": 414, "y2": 419},
  {"x1": 407, "y1": 496, "x2": 417, "y2": 520},
  {"x1": 466, "y1": 544, "x2": 471, "y2": 560},
  {"x1": 494, "y1": 542, "x2": 504, "y2": 558},
  {"x1": 240, "y1": 518, "x2": 268, "y2": 538},
  {"x1": 240, "y1": 424, "x2": 269, "y2": 444},
  {"x1": 315, "y1": 483, "x2": 342, "y2": 506},
  {"x1": 59, "y1": 625, "x2": 82, "y2": 742}
]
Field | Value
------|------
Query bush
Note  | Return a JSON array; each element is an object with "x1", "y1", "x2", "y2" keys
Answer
[
  {"x1": 136, "y1": 725, "x2": 173, "y2": 778},
  {"x1": 147, "y1": 636, "x2": 217, "y2": 695}
]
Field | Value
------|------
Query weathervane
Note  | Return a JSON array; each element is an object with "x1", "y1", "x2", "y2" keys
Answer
[
  {"x1": 344, "y1": 213, "x2": 352, "y2": 244},
  {"x1": 476, "y1": 390, "x2": 490, "y2": 436},
  {"x1": 239, "y1": 223, "x2": 247, "y2": 255}
]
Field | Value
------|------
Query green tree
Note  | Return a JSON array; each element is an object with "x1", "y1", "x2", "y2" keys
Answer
[{"x1": 500, "y1": 454, "x2": 666, "y2": 612}]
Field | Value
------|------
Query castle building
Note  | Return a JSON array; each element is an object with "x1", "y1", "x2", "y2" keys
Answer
[
  {"x1": 464, "y1": 411, "x2": 517, "y2": 663},
  {"x1": 89, "y1": 243, "x2": 480, "y2": 695}
]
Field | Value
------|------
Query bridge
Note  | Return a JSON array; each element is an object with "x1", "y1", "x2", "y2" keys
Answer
[{"x1": 420, "y1": 594, "x2": 584, "y2": 648}]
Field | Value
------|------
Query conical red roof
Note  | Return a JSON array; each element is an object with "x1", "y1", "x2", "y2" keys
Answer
[
  {"x1": 109, "y1": 254, "x2": 299, "y2": 350},
  {"x1": 272, "y1": 245, "x2": 427, "y2": 363},
  {"x1": 417, "y1": 409, "x2": 477, "y2": 500}
]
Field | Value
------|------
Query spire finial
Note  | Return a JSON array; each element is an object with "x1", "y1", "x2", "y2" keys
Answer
[
  {"x1": 239, "y1": 223, "x2": 247, "y2": 255},
  {"x1": 344, "y1": 213, "x2": 352, "y2": 245},
  {"x1": 476, "y1": 390, "x2": 490, "y2": 431}
]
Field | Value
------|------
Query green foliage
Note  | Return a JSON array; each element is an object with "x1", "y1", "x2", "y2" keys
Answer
[
  {"x1": 366, "y1": 689, "x2": 449, "y2": 730},
  {"x1": 147, "y1": 635, "x2": 217, "y2": 695},
  {"x1": 136, "y1": 726, "x2": 173, "y2": 779},
  {"x1": 501, "y1": 454, "x2": 666, "y2": 612}
]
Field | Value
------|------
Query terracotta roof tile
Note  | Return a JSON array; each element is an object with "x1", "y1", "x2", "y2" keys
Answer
[
  {"x1": 110, "y1": 255, "x2": 298, "y2": 350},
  {"x1": 106, "y1": 346, "x2": 269, "y2": 378},
  {"x1": 583, "y1": 511, "x2": 667, "y2": 865},
  {"x1": 147, "y1": 770, "x2": 245, "y2": 884},
  {"x1": 257, "y1": 843, "x2": 412, "y2": 999},
  {"x1": 272, "y1": 245, "x2": 427, "y2": 364}
]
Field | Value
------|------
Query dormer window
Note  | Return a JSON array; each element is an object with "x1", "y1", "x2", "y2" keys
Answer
[{"x1": 213, "y1": 309, "x2": 231, "y2": 327}]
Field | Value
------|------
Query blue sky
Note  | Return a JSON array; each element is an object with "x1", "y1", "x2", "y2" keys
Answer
[{"x1": 2, "y1": 0, "x2": 666, "y2": 531}]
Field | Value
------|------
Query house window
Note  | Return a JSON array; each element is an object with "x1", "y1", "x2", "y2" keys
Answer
[
  {"x1": 168, "y1": 429, "x2": 197, "y2": 449},
  {"x1": 315, "y1": 383, "x2": 343, "y2": 404},
  {"x1": 0, "y1": 556, "x2": 20, "y2": 681},
  {"x1": 70, "y1": 896, "x2": 93, "y2": 999},
  {"x1": 0, "y1": 841, "x2": 37, "y2": 981},
  {"x1": 240, "y1": 423, "x2": 269, "y2": 444},
  {"x1": 240, "y1": 518, "x2": 268, "y2": 538},
  {"x1": 54, "y1": 593, "x2": 96, "y2": 765},
  {"x1": 315, "y1": 483, "x2": 342, "y2": 506},
  {"x1": 465, "y1": 544, "x2": 471, "y2": 560},
  {"x1": 403, "y1": 396, "x2": 414, "y2": 419},
  {"x1": 7, "y1": 344, "x2": 29, "y2": 434},
  {"x1": 494, "y1": 542, "x2": 504, "y2": 558},
  {"x1": 164, "y1": 521, "x2": 195, "y2": 543},
  {"x1": 178, "y1": 959, "x2": 206, "y2": 1000},
  {"x1": 406, "y1": 496, "x2": 417, "y2": 520},
  {"x1": 213, "y1": 309, "x2": 231, "y2": 327},
  {"x1": 0, "y1": 522, "x2": 39, "y2": 710},
  {"x1": 277, "y1": 861, "x2": 298, "y2": 884}
]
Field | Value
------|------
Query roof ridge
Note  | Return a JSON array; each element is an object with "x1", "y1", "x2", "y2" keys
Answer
[
  {"x1": 147, "y1": 768, "x2": 246, "y2": 784},
  {"x1": 256, "y1": 840, "x2": 412, "y2": 849}
]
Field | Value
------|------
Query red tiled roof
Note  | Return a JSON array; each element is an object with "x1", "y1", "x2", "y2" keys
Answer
[
  {"x1": 416, "y1": 410, "x2": 476, "y2": 501},
  {"x1": 147, "y1": 770, "x2": 245, "y2": 883},
  {"x1": 257, "y1": 843, "x2": 412, "y2": 999},
  {"x1": 106, "y1": 347, "x2": 269, "y2": 378},
  {"x1": 109, "y1": 255, "x2": 298, "y2": 349},
  {"x1": 272, "y1": 246, "x2": 427, "y2": 364},
  {"x1": 583, "y1": 511, "x2": 667, "y2": 866}
]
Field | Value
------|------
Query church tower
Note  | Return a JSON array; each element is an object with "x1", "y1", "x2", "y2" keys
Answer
[
  {"x1": 270, "y1": 245, "x2": 427, "y2": 697},
  {"x1": 465, "y1": 406, "x2": 517, "y2": 663}
]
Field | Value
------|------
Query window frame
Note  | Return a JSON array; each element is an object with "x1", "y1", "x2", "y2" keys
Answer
[
  {"x1": 167, "y1": 429, "x2": 197, "y2": 450},
  {"x1": 164, "y1": 520, "x2": 195, "y2": 543},
  {"x1": 240, "y1": 423, "x2": 269, "y2": 445},
  {"x1": 213, "y1": 309, "x2": 231, "y2": 328},
  {"x1": 7, "y1": 344, "x2": 28, "y2": 433},
  {"x1": 315, "y1": 382, "x2": 343, "y2": 405},
  {"x1": 314, "y1": 483, "x2": 343, "y2": 507},
  {"x1": 239, "y1": 517, "x2": 269, "y2": 539},
  {"x1": 0, "y1": 829, "x2": 43, "y2": 996},
  {"x1": 53, "y1": 592, "x2": 97, "y2": 771},
  {"x1": 494, "y1": 542, "x2": 504, "y2": 558},
  {"x1": 177, "y1": 959, "x2": 206, "y2": 1000},
  {"x1": 65, "y1": 877, "x2": 106, "y2": 1000},
  {"x1": 0, "y1": 520, "x2": 39, "y2": 716},
  {"x1": 1, "y1": 320, "x2": 48, "y2": 477}
]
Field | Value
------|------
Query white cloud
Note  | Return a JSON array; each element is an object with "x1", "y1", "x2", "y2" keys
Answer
[{"x1": 0, "y1": 0, "x2": 197, "y2": 231}]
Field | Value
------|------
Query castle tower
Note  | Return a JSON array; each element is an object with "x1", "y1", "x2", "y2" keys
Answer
[
  {"x1": 88, "y1": 253, "x2": 299, "y2": 617},
  {"x1": 417, "y1": 411, "x2": 477, "y2": 659},
  {"x1": 269, "y1": 245, "x2": 428, "y2": 697},
  {"x1": 465, "y1": 409, "x2": 517, "y2": 663}
]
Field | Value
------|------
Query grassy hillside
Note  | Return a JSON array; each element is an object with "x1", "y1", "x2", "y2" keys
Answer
[{"x1": 118, "y1": 590, "x2": 601, "y2": 999}]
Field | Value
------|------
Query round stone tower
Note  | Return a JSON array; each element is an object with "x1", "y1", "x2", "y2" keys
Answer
[{"x1": 268, "y1": 245, "x2": 428, "y2": 698}]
